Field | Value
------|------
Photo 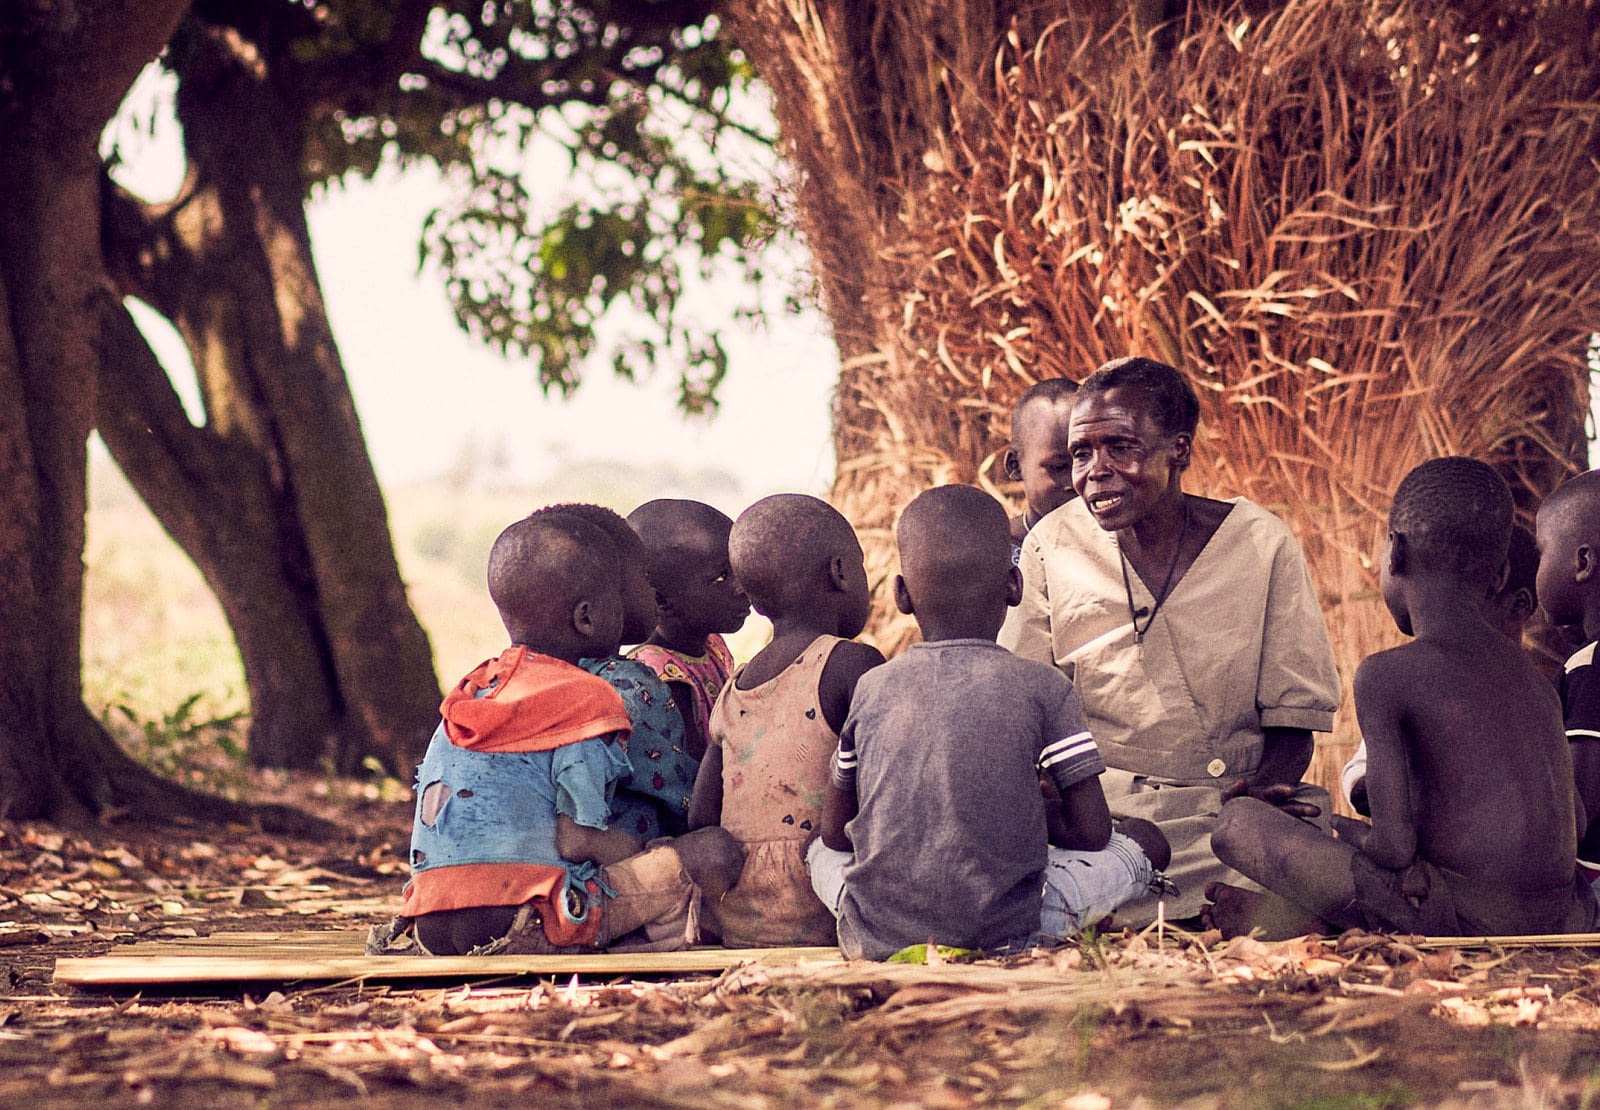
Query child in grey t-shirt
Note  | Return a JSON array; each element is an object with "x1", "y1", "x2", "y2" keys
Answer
[{"x1": 806, "y1": 485, "x2": 1169, "y2": 960}]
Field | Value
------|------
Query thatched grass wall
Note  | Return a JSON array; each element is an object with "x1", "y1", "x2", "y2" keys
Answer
[{"x1": 732, "y1": 1, "x2": 1600, "y2": 793}]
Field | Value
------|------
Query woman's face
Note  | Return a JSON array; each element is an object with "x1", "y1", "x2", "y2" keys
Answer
[{"x1": 1068, "y1": 387, "x2": 1189, "y2": 532}]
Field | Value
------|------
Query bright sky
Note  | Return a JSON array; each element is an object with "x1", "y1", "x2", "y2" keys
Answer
[
  {"x1": 304, "y1": 169, "x2": 840, "y2": 501},
  {"x1": 110, "y1": 66, "x2": 840, "y2": 517}
]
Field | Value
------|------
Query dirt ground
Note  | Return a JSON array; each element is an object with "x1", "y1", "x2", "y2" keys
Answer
[{"x1": 5, "y1": 780, "x2": 1600, "y2": 1108}]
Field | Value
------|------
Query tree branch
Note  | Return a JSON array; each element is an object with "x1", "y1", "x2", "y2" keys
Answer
[
  {"x1": 655, "y1": 83, "x2": 776, "y2": 146},
  {"x1": 93, "y1": 292, "x2": 220, "y2": 533},
  {"x1": 100, "y1": 170, "x2": 204, "y2": 317},
  {"x1": 2, "y1": 0, "x2": 194, "y2": 140}
]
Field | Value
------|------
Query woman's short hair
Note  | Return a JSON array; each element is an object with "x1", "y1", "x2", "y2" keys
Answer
[{"x1": 1077, "y1": 357, "x2": 1200, "y2": 439}]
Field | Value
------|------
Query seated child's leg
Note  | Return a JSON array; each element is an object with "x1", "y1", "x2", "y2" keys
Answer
[
  {"x1": 1040, "y1": 830, "x2": 1164, "y2": 938},
  {"x1": 1115, "y1": 816, "x2": 1171, "y2": 872},
  {"x1": 804, "y1": 837, "x2": 849, "y2": 919},
  {"x1": 599, "y1": 827, "x2": 742, "y2": 951},
  {"x1": 1210, "y1": 796, "x2": 1361, "y2": 927}
]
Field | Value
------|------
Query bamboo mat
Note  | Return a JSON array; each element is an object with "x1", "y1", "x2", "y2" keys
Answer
[
  {"x1": 1413, "y1": 932, "x2": 1600, "y2": 950},
  {"x1": 53, "y1": 930, "x2": 843, "y2": 989}
]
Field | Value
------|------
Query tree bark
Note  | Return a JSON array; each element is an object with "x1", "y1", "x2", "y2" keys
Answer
[
  {"x1": 99, "y1": 15, "x2": 442, "y2": 774},
  {"x1": 0, "y1": 0, "x2": 328, "y2": 832}
]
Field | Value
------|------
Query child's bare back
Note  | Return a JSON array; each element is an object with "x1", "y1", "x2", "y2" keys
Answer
[
  {"x1": 1209, "y1": 458, "x2": 1597, "y2": 939},
  {"x1": 1356, "y1": 628, "x2": 1573, "y2": 902}
]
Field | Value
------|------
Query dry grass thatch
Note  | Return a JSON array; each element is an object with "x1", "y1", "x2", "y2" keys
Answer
[{"x1": 739, "y1": 1, "x2": 1600, "y2": 791}]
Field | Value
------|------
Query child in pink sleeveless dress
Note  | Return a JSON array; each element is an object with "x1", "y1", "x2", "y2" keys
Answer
[
  {"x1": 688, "y1": 494, "x2": 884, "y2": 947},
  {"x1": 626, "y1": 499, "x2": 751, "y2": 762}
]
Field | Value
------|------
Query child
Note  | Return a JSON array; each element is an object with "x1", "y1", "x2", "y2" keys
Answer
[
  {"x1": 1340, "y1": 524, "x2": 1540, "y2": 816},
  {"x1": 1002, "y1": 377, "x2": 1079, "y2": 562},
  {"x1": 626, "y1": 499, "x2": 751, "y2": 762},
  {"x1": 1534, "y1": 470, "x2": 1600, "y2": 883},
  {"x1": 805, "y1": 485, "x2": 1168, "y2": 959},
  {"x1": 687, "y1": 494, "x2": 885, "y2": 946},
  {"x1": 369, "y1": 512, "x2": 741, "y2": 956},
  {"x1": 547, "y1": 504, "x2": 699, "y2": 839},
  {"x1": 1208, "y1": 457, "x2": 1598, "y2": 938}
]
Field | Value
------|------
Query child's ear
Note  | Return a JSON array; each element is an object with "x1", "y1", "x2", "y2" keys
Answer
[
  {"x1": 893, "y1": 575, "x2": 915, "y2": 615},
  {"x1": 1577, "y1": 543, "x2": 1597, "y2": 584},
  {"x1": 1386, "y1": 530, "x2": 1407, "y2": 576},
  {"x1": 1005, "y1": 565, "x2": 1024, "y2": 608},
  {"x1": 1509, "y1": 587, "x2": 1537, "y2": 625},
  {"x1": 827, "y1": 553, "x2": 850, "y2": 592},
  {"x1": 1002, "y1": 448, "x2": 1022, "y2": 482},
  {"x1": 571, "y1": 599, "x2": 595, "y2": 635}
]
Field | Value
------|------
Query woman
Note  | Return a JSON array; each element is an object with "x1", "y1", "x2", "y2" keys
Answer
[{"x1": 999, "y1": 357, "x2": 1341, "y2": 924}]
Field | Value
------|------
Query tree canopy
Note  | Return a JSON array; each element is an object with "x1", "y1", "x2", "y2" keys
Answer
[{"x1": 229, "y1": 0, "x2": 786, "y2": 411}]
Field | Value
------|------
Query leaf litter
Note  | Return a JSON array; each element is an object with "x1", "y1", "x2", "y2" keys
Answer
[{"x1": 2, "y1": 776, "x2": 1600, "y2": 1104}]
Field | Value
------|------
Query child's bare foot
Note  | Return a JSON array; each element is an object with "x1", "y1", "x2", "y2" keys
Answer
[
  {"x1": 1114, "y1": 816, "x2": 1171, "y2": 872},
  {"x1": 1202, "y1": 882, "x2": 1329, "y2": 940}
]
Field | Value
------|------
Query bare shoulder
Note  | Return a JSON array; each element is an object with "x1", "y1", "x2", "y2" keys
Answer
[
  {"x1": 824, "y1": 638, "x2": 887, "y2": 680},
  {"x1": 818, "y1": 639, "x2": 887, "y2": 733},
  {"x1": 1352, "y1": 643, "x2": 1420, "y2": 698}
]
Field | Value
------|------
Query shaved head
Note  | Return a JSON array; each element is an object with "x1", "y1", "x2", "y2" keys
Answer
[
  {"x1": 1541, "y1": 470, "x2": 1600, "y2": 539},
  {"x1": 1390, "y1": 457, "x2": 1513, "y2": 589},
  {"x1": 627, "y1": 499, "x2": 734, "y2": 587},
  {"x1": 487, "y1": 514, "x2": 620, "y2": 649},
  {"x1": 1010, "y1": 377, "x2": 1079, "y2": 441},
  {"x1": 898, "y1": 485, "x2": 1011, "y2": 588},
  {"x1": 731, "y1": 494, "x2": 860, "y2": 618},
  {"x1": 534, "y1": 502, "x2": 658, "y2": 644},
  {"x1": 896, "y1": 485, "x2": 1013, "y2": 631},
  {"x1": 1537, "y1": 469, "x2": 1600, "y2": 632}
]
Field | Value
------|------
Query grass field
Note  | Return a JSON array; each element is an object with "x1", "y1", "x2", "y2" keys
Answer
[{"x1": 82, "y1": 455, "x2": 771, "y2": 764}]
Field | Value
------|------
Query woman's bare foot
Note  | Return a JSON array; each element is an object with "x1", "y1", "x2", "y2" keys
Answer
[{"x1": 1202, "y1": 881, "x2": 1330, "y2": 940}]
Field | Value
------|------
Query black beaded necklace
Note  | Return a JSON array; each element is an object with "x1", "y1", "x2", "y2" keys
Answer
[{"x1": 1118, "y1": 497, "x2": 1190, "y2": 644}]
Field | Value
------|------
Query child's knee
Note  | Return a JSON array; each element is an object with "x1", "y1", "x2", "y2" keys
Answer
[
  {"x1": 1114, "y1": 816, "x2": 1171, "y2": 873},
  {"x1": 1212, "y1": 795, "x2": 1271, "y2": 862},
  {"x1": 674, "y1": 826, "x2": 743, "y2": 894}
]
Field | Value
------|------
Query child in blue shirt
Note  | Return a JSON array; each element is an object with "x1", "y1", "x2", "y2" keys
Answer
[{"x1": 369, "y1": 512, "x2": 740, "y2": 956}]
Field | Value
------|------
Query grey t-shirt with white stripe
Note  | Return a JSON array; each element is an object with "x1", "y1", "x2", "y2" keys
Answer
[{"x1": 830, "y1": 638, "x2": 1105, "y2": 959}]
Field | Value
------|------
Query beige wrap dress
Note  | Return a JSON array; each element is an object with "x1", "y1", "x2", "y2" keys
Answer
[{"x1": 1000, "y1": 497, "x2": 1341, "y2": 922}]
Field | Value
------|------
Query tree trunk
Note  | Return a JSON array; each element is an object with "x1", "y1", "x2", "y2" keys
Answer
[
  {"x1": 95, "y1": 301, "x2": 350, "y2": 770},
  {"x1": 0, "y1": 0, "x2": 326, "y2": 832},
  {"x1": 99, "y1": 16, "x2": 442, "y2": 774},
  {"x1": 733, "y1": 0, "x2": 1600, "y2": 797}
]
